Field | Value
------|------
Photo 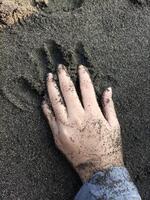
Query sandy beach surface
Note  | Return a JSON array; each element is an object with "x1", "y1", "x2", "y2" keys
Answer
[{"x1": 0, "y1": 0, "x2": 150, "y2": 199}]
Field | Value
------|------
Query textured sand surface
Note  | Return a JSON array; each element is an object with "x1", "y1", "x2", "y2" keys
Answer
[
  {"x1": 0, "y1": 0, "x2": 35, "y2": 30},
  {"x1": 0, "y1": 0, "x2": 150, "y2": 199}
]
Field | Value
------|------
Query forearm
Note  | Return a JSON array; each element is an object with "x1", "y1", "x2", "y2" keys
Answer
[{"x1": 75, "y1": 167, "x2": 141, "y2": 200}]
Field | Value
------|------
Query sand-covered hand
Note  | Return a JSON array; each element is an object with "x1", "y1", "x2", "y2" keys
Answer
[{"x1": 42, "y1": 64, "x2": 124, "y2": 182}]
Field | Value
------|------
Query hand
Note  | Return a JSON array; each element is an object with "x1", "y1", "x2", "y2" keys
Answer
[{"x1": 42, "y1": 64, "x2": 124, "y2": 182}]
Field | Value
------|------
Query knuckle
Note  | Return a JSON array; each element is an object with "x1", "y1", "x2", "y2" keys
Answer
[
  {"x1": 81, "y1": 80, "x2": 91, "y2": 89},
  {"x1": 52, "y1": 96, "x2": 62, "y2": 104},
  {"x1": 71, "y1": 116, "x2": 84, "y2": 128},
  {"x1": 104, "y1": 98, "x2": 111, "y2": 105},
  {"x1": 62, "y1": 82, "x2": 74, "y2": 93},
  {"x1": 103, "y1": 96, "x2": 112, "y2": 105}
]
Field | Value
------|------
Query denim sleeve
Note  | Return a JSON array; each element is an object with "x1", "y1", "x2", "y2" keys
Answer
[{"x1": 75, "y1": 167, "x2": 141, "y2": 200}]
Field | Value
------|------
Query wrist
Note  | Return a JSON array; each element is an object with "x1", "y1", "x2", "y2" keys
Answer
[{"x1": 75, "y1": 155, "x2": 124, "y2": 182}]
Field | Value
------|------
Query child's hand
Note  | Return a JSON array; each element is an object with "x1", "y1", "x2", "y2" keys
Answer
[{"x1": 42, "y1": 65, "x2": 124, "y2": 182}]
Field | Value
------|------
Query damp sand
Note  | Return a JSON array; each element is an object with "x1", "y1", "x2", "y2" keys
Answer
[{"x1": 0, "y1": 0, "x2": 150, "y2": 199}]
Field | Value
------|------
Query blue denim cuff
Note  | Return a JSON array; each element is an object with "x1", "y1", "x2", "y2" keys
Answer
[{"x1": 75, "y1": 167, "x2": 141, "y2": 200}]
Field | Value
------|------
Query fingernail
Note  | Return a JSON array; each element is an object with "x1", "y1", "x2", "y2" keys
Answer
[
  {"x1": 78, "y1": 65, "x2": 85, "y2": 70},
  {"x1": 106, "y1": 87, "x2": 112, "y2": 92},
  {"x1": 48, "y1": 73, "x2": 53, "y2": 80},
  {"x1": 58, "y1": 64, "x2": 63, "y2": 70},
  {"x1": 78, "y1": 65, "x2": 89, "y2": 72},
  {"x1": 58, "y1": 64, "x2": 66, "y2": 71}
]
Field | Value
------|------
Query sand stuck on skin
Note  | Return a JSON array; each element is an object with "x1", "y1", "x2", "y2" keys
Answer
[{"x1": 0, "y1": 0, "x2": 150, "y2": 199}]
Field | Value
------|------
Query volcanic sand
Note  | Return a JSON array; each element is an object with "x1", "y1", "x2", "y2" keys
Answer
[{"x1": 0, "y1": 0, "x2": 150, "y2": 199}]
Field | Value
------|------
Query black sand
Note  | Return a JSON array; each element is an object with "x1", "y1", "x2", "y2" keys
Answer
[{"x1": 0, "y1": 0, "x2": 150, "y2": 199}]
